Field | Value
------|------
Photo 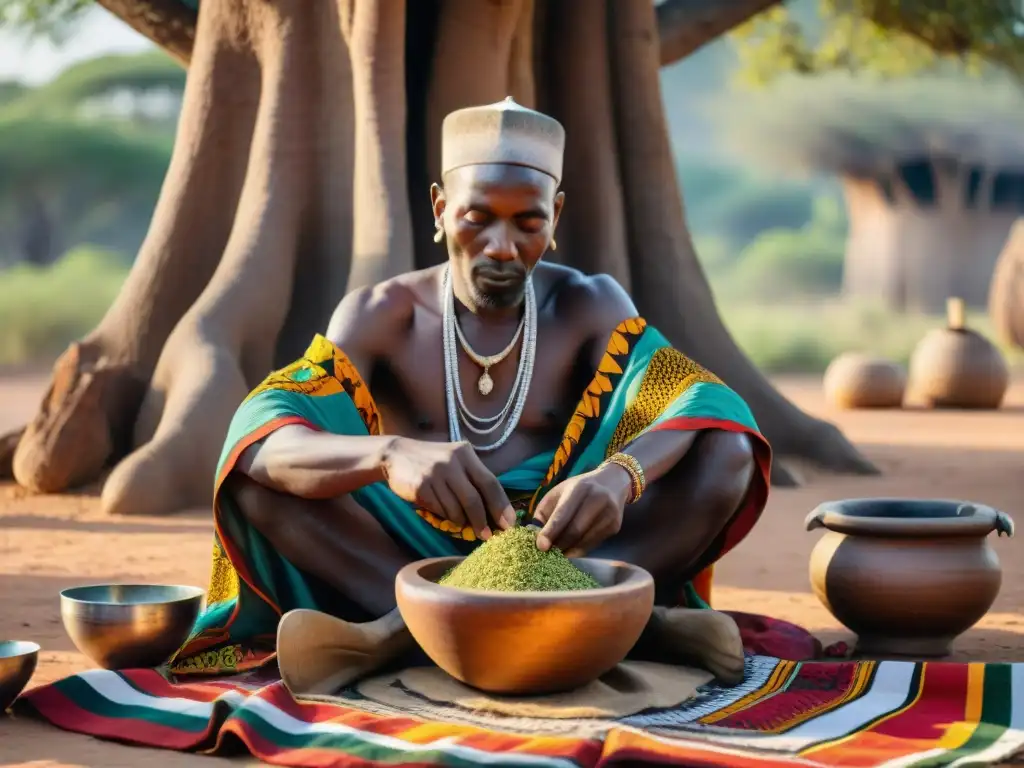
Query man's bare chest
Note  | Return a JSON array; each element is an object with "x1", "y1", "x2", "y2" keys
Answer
[{"x1": 369, "y1": 326, "x2": 588, "y2": 473}]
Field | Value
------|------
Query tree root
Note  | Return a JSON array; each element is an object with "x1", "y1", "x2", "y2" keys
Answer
[
  {"x1": 0, "y1": 427, "x2": 25, "y2": 481},
  {"x1": 13, "y1": 343, "x2": 144, "y2": 493}
]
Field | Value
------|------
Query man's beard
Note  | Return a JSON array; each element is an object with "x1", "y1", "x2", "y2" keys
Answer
[
  {"x1": 471, "y1": 282, "x2": 526, "y2": 309},
  {"x1": 467, "y1": 263, "x2": 528, "y2": 309}
]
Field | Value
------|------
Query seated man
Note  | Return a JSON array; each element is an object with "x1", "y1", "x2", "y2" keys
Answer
[{"x1": 170, "y1": 98, "x2": 771, "y2": 684}]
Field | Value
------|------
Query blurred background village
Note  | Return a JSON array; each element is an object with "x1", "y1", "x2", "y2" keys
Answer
[{"x1": 3, "y1": 0, "x2": 1022, "y2": 378}]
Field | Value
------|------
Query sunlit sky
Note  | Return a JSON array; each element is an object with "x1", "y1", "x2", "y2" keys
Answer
[{"x1": 0, "y1": 7, "x2": 152, "y2": 84}]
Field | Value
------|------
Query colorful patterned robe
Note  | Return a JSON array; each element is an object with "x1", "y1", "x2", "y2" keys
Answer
[{"x1": 171, "y1": 317, "x2": 772, "y2": 675}]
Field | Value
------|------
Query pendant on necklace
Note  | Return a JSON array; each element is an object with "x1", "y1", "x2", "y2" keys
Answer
[{"x1": 478, "y1": 369, "x2": 494, "y2": 396}]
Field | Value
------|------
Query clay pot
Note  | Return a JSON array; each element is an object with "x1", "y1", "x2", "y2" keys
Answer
[
  {"x1": 807, "y1": 498, "x2": 1014, "y2": 657},
  {"x1": 395, "y1": 556, "x2": 654, "y2": 695},
  {"x1": 823, "y1": 352, "x2": 906, "y2": 409},
  {"x1": 906, "y1": 297, "x2": 1009, "y2": 409}
]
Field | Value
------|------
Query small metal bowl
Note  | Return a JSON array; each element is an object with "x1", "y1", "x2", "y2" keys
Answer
[
  {"x1": 60, "y1": 584, "x2": 205, "y2": 670},
  {"x1": 0, "y1": 640, "x2": 40, "y2": 713}
]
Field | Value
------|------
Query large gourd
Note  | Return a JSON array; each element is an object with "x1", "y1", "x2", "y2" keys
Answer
[
  {"x1": 906, "y1": 298, "x2": 1009, "y2": 409},
  {"x1": 823, "y1": 352, "x2": 906, "y2": 409}
]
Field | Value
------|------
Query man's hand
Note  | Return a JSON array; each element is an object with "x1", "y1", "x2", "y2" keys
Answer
[
  {"x1": 381, "y1": 438, "x2": 516, "y2": 540},
  {"x1": 532, "y1": 463, "x2": 633, "y2": 557}
]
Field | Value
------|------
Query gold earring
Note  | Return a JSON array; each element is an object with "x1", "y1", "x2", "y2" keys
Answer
[
  {"x1": 550, "y1": 236, "x2": 558, "y2": 252},
  {"x1": 433, "y1": 221, "x2": 444, "y2": 243}
]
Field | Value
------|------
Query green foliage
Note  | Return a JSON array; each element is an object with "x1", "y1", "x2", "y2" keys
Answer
[
  {"x1": 0, "y1": 115, "x2": 172, "y2": 195},
  {"x1": 732, "y1": 0, "x2": 1024, "y2": 84},
  {"x1": 719, "y1": 298, "x2": 1021, "y2": 373},
  {"x1": 725, "y1": 196, "x2": 847, "y2": 299},
  {"x1": 678, "y1": 156, "x2": 825, "y2": 254},
  {"x1": 0, "y1": 50, "x2": 178, "y2": 266},
  {"x1": 0, "y1": 81, "x2": 28, "y2": 106},
  {"x1": 0, "y1": 245, "x2": 128, "y2": 365},
  {"x1": 0, "y1": 115, "x2": 171, "y2": 262},
  {"x1": 712, "y1": 73, "x2": 1024, "y2": 175},
  {"x1": 711, "y1": 194, "x2": 847, "y2": 302},
  {"x1": 3, "y1": 52, "x2": 185, "y2": 118},
  {"x1": 0, "y1": 0, "x2": 93, "y2": 42}
]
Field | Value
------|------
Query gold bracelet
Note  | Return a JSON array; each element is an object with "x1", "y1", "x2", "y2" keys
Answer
[{"x1": 603, "y1": 452, "x2": 646, "y2": 504}]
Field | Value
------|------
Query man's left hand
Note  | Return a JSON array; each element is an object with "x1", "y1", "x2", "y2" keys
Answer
[{"x1": 532, "y1": 463, "x2": 633, "y2": 557}]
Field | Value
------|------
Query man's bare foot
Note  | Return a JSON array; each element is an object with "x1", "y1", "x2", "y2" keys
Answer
[
  {"x1": 277, "y1": 608, "x2": 417, "y2": 696},
  {"x1": 630, "y1": 606, "x2": 745, "y2": 685}
]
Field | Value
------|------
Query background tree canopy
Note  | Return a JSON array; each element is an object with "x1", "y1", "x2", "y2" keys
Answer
[{"x1": 731, "y1": 0, "x2": 1024, "y2": 84}]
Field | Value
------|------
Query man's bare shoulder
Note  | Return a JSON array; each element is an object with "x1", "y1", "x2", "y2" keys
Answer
[
  {"x1": 325, "y1": 267, "x2": 442, "y2": 355},
  {"x1": 540, "y1": 264, "x2": 638, "y2": 335}
]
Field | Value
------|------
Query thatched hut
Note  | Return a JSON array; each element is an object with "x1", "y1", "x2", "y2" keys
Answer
[{"x1": 719, "y1": 75, "x2": 1024, "y2": 312}]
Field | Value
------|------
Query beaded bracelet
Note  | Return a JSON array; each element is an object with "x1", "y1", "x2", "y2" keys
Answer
[{"x1": 603, "y1": 452, "x2": 646, "y2": 505}]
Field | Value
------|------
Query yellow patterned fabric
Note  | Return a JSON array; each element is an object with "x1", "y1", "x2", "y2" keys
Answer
[
  {"x1": 607, "y1": 347, "x2": 722, "y2": 457},
  {"x1": 541, "y1": 317, "x2": 648, "y2": 486},
  {"x1": 243, "y1": 334, "x2": 383, "y2": 437},
  {"x1": 206, "y1": 541, "x2": 239, "y2": 607}
]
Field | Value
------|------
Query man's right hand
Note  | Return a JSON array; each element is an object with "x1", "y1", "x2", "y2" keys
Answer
[{"x1": 381, "y1": 438, "x2": 516, "y2": 540}]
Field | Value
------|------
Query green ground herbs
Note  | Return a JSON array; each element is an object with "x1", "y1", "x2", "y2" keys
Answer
[{"x1": 438, "y1": 526, "x2": 601, "y2": 592}]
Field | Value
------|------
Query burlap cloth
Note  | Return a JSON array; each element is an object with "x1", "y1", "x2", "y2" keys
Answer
[{"x1": 277, "y1": 606, "x2": 743, "y2": 721}]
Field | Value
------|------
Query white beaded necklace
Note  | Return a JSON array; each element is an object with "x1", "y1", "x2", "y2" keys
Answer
[
  {"x1": 441, "y1": 264, "x2": 537, "y2": 452},
  {"x1": 453, "y1": 310, "x2": 524, "y2": 396}
]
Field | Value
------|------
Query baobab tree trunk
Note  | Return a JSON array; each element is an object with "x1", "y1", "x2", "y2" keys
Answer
[
  {"x1": 10, "y1": 0, "x2": 874, "y2": 513},
  {"x1": 841, "y1": 165, "x2": 1018, "y2": 313}
]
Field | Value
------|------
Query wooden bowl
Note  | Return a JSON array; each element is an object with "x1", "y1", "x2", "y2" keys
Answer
[
  {"x1": 807, "y1": 498, "x2": 1013, "y2": 657},
  {"x1": 395, "y1": 557, "x2": 654, "y2": 695}
]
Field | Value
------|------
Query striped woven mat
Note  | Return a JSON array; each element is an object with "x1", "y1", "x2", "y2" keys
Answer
[{"x1": 16, "y1": 655, "x2": 1024, "y2": 767}]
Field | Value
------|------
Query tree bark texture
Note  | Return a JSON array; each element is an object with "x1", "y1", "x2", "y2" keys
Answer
[
  {"x1": 841, "y1": 169, "x2": 1017, "y2": 313},
  {"x1": 95, "y1": 0, "x2": 198, "y2": 66},
  {"x1": 656, "y1": 0, "x2": 784, "y2": 66},
  {"x1": 12, "y1": 0, "x2": 875, "y2": 514}
]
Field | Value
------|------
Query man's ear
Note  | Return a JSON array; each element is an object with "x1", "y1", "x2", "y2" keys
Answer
[
  {"x1": 552, "y1": 190, "x2": 565, "y2": 230},
  {"x1": 430, "y1": 183, "x2": 445, "y2": 221}
]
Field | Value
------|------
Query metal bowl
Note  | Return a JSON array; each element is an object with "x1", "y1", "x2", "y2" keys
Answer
[
  {"x1": 396, "y1": 557, "x2": 654, "y2": 695},
  {"x1": 60, "y1": 584, "x2": 205, "y2": 670},
  {"x1": 0, "y1": 641, "x2": 40, "y2": 713}
]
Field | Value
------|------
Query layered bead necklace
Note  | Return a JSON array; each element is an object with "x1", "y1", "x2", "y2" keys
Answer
[{"x1": 441, "y1": 264, "x2": 537, "y2": 452}]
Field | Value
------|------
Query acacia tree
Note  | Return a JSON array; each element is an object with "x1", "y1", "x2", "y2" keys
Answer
[
  {"x1": 6, "y1": 0, "x2": 1016, "y2": 514},
  {"x1": 718, "y1": 75, "x2": 1024, "y2": 313},
  {"x1": 0, "y1": 118, "x2": 172, "y2": 265}
]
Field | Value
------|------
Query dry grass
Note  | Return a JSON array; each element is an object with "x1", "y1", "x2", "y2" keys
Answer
[{"x1": 720, "y1": 296, "x2": 1023, "y2": 373}]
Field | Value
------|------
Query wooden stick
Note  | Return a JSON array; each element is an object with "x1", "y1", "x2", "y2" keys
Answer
[{"x1": 947, "y1": 296, "x2": 966, "y2": 330}]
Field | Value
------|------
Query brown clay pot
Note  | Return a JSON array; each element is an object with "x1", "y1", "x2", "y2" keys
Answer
[
  {"x1": 807, "y1": 498, "x2": 1014, "y2": 657},
  {"x1": 906, "y1": 297, "x2": 1009, "y2": 409},
  {"x1": 823, "y1": 352, "x2": 906, "y2": 409},
  {"x1": 395, "y1": 556, "x2": 654, "y2": 695}
]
